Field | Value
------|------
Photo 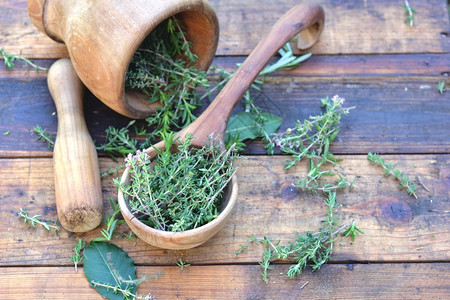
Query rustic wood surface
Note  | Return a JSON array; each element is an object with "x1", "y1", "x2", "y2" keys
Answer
[{"x1": 1, "y1": 0, "x2": 450, "y2": 299}]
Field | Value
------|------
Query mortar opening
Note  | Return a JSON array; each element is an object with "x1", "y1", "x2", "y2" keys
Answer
[{"x1": 123, "y1": 11, "x2": 217, "y2": 117}]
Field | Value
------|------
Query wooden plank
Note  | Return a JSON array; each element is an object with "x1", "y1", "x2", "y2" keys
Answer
[
  {"x1": 2, "y1": 54, "x2": 449, "y2": 79},
  {"x1": 0, "y1": 155, "x2": 448, "y2": 266},
  {"x1": 0, "y1": 263, "x2": 449, "y2": 299},
  {"x1": 214, "y1": 0, "x2": 450, "y2": 56},
  {"x1": 1, "y1": 0, "x2": 449, "y2": 58},
  {"x1": 1, "y1": 69, "x2": 449, "y2": 157},
  {"x1": 0, "y1": 1, "x2": 68, "y2": 59}
]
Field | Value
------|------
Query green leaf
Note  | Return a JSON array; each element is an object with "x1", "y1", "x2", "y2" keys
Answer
[
  {"x1": 226, "y1": 112, "x2": 282, "y2": 142},
  {"x1": 83, "y1": 241, "x2": 137, "y2": 300}
]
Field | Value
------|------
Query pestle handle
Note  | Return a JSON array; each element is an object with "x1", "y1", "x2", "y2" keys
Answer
[
  {"x1": 48, "y1": 58, "x2": 103, "y2": 233},
  {"x1": 179, "y1": 3, "x2": 325, "y2": 148}
]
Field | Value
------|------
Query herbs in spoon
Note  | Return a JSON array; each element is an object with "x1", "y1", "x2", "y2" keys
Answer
[{"x1": 116, "y1": 133, "x2": 237, "y2": 232}]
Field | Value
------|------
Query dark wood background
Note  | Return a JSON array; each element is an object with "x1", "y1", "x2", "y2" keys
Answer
[{"x1": 0, "y1": 0, "x2": 449, "y2": 298}]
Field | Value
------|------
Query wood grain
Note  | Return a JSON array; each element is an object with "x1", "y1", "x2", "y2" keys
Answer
[
  {"x1": 2, "y1": 54, "x2": 449, "y2": 79},
  {"x1": 1, "y1": 71, "x2": 449, "y2": 157},
  {"x1": 0, "y1": 263, "x2": 449, "y2": 299},
  {"x1": 0, "y1": 155, "x2": 448, "y2": 266},
  {"x1": 213, "y1": 0, "x2": 450, "y2": 56},
  {"x1": 1, "y1": 0, "x2": 449, "y2": 58},
  {"x1": 1, "y1": 0, "x2": 449, "y2": 298}
]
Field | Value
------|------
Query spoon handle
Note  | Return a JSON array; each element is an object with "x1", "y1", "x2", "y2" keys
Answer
[
  {"x1": 183, "y1": 3, "x2": 325, "y2": 147},
  {"x1": 48, "y1": 58, "x2": 103, "y2": 232}
]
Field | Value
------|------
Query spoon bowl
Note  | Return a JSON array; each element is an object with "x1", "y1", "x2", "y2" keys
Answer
[
  {"x1": 118, "y1": 3, "x2": 325, "y2": 249},
  {"x1": 118, "y1": 153, "x2": 238, "y2": 250}
]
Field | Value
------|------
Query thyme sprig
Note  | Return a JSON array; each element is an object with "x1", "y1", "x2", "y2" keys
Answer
[
  {"x1": 403, "y1": 0, "x2": 416, "y2": 27},
  {"x1": 116, "y1": 133, "x2": 237, "y2": 232},
  {"x1": 270, "y1": 95, "x2": 353, "y2": 167},
  {"x1": 269, "y1": 95, "x2": 354, "y2": 194},
  {"x1": 97, "y1": 121, "x2": 139, "y2": 157},
  {"x1": 367, "y1": 152, "x2": 417, "y2": 198},
  {"x1": 438, "y1": 81, "x2": 446, "y2": 94},
  {"x1": 18, "y1": 208, "x2": 60, "y2": 234},
  {"x1": 90, "y1": 281, "x2": 154, "y2": 300},
  {"x1": 0, "y1": 48, "x2": 48, "y2": 72},
  {"x1": 342, "y1": 220, "x2": 364, "y2": 241},
  {"x1": 70, "y1": 238, "x2": 86, "y2": 272},
  {"x1": 33, "y1": 125, "x2": 55, "y2": 149},
  {"x1": 93, "y1": 197, "x2": 125, "y2": 242},
  {"x1": 176, "y1": 258, "x2": 191, "y2": 272},
  {"x1": 257, "y1": 193, "x2": 362, "y2": 282}
]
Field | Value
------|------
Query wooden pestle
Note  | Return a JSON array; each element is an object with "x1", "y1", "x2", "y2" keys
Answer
[{"x1": 47, "y1": 58, "x2": 103, "y2": 233}]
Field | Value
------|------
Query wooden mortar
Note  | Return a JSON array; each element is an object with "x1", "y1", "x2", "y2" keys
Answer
[{"x1": 28, "y1": 0, "x2": 219, "y2": 118}]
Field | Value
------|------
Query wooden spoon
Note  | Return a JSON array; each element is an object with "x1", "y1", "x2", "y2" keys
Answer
[
  {"x1": 48, "y1": 58, "x2": 103, "y2": 233},
  {"x1": 118, "y1": 3, "x2": 325, "y2": 249}
]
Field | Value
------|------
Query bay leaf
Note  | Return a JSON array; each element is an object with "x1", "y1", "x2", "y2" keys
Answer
[
  {"x1": 226, "y1": 112, "x2": 282, "y2": 142},
  {"x1": 84, "y1": 241, "x2": 137, "y2": 300}
]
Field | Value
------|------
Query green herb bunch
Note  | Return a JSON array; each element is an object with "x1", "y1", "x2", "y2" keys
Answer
[
  {"x1": 116, "y1": 133, "x2": 237, "y2": 232},
  {"x1": 125, "y1": 17, "x2": 208, "y2": 137}
]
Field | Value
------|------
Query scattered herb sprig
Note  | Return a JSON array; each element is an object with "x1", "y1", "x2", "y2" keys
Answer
[
  {"x1": 33, "y1": 125, "x2": 55, "y2": 149},
  {"x1": 176, "y1": 258, "x2": 191, "y2": 272},
  {"x1": 93, "y1": 197, "x2": 124, "y2": 242},
  {"x1": 368, "y1": 152, "x2": 417, "y2": 198},
  {"x1": 270, "y1": 95, "x2": 354, "y2": 194},
  {"x1": 438, "y1": 81, "x2": 446, "y2": 94},
  {"x1": 97, "y1": 121, "x2": 139, "y2": 157},
  {"x1": 90, "y1": 281, "x2": 155, "y2": 300},
  {"x1": 247, "y1": 193, "x2": 363, "y2": 283},
  {"x1": 342, "y1": 220, "x2": 364, "y2": 241},
  {"x1": 70, "y1": 238, "x2": 86, "y2": 272},
  {"x1": 403, "y1": 0, "x2": 416, "y2": 27},
  {"x1": 0, "y1": 48, "x2": 48, "y2": 72},
  {"x1": 18, "y1": 208, "x2": 60, "y2": 234}
]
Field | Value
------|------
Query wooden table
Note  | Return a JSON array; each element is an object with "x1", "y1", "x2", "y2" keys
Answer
[{"x1": 1, "y1": 0, "x2": 450, "y2": 298}]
